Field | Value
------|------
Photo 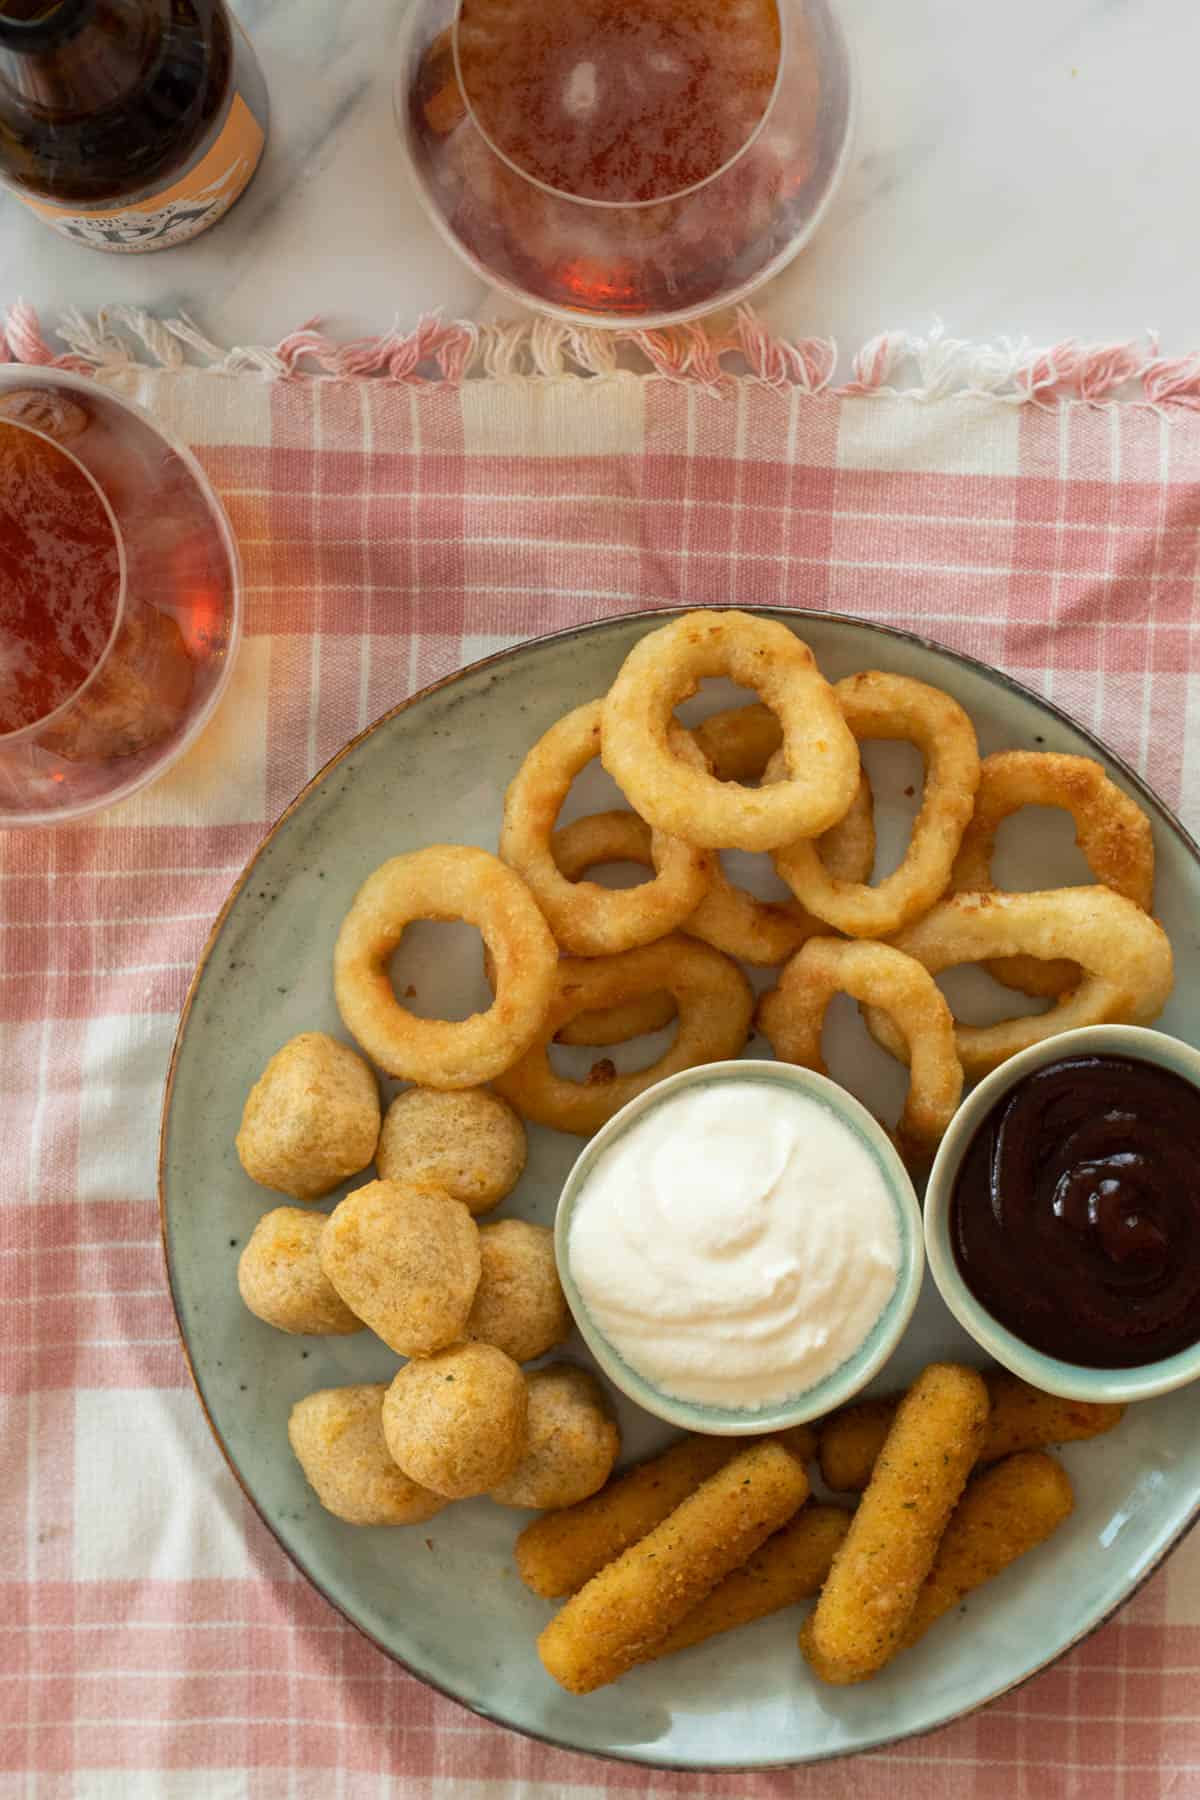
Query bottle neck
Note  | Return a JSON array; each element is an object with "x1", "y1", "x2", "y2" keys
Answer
[
  {"x1": 0, "y1": 0, "x2": 161, "y2": 118},
  {"x1": 0, "y1": 0, "x2": 96, "y2": 52}
]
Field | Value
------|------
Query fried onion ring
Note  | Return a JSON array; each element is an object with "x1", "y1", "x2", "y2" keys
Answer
[
  {"x1": 757, "y1": 938, "x2": 963, "y2": 1163},
  {"x1": 500, "y1": 699, "x2": 712, "y2": 955},
  {"x1": 763, "y1": 746, "x2": 878, "y2": 877},
  {"x1": 773, "y1": 671, "x2": 979, "y2": 938},
  {"x1": 550, "y1": 811, "x2": 677, "y2": 1044},
  {"x1": 552, "y1": 797, "x2": 876, "y2": 970},
  {"x1": 674, "y1": 719, "x2": 880, "y2": 965},
  {"x1": 601, "y1": 611, "x2": 861, "y2": 851},
  {"x1": 692, "y1": 702, "x2": 782, "y2": 782},
  {"x1": 688, "y1": 772, "x2": 877, "y2": 965},
  {"x1": 696, "y1": 706, "x2": 880, "y2": 898},
  {"x1": 333, "y1": 845, "x2": 557, "y2": 1086},
  {"x1": 688, "y1": 872, "x2": 826, "y2": 967},
  {"x1": 949, "y1": 751, "x2": 1155, "y2": 998},
  {"x1": 864, "y1": 888, "x2": 1174, "y2": 1081},
  {"x1": 669, "y1": 713, "x2": 878, "y2": 962},
  {"x1": 492, "y1": 935, "x2": 754, "y2": 1134}
]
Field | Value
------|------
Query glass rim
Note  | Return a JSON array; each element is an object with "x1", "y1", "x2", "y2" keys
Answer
[
  {"x1": 448, "y1": 0, "x2": 790, "y2": 212},
  {"x1": 0, "y1": 409, "x2": 129, "y2": 747},
  {"x1": 0, "y1": 364, "x2": 244, "y2": 828}
]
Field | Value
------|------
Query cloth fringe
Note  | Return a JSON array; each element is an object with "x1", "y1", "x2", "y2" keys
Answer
[{"x1": 4, "y1": 300, "x2": 1200, "y2": 407}]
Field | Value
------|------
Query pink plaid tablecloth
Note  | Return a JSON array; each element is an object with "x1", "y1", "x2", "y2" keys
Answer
[{"x1": 3, "y1": 312, "x2": 1200, "y2": 1799}]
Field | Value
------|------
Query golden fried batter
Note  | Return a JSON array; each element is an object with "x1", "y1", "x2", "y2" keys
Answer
[
  {"x1": 376, "y1": 1086, "x2": 526, "y2": 1215},
  {"x1": 515, "y1": 1432, "x2": 736, "y2": 1599},
  {"x1": 382, "y1": 1343, "x2": 528, "y2": 1499},
  {"x1": 538, "y1": 1440, "x2": 809, "y2": 1694},
  {"x1": 287, "y1": 1384, "x2": 446, "y2": 1526},
  {"x1": 319, "y1": 1179, "x2": 480, "y2": 1356},
  {"x1": 643, "y1": 1504, "x2": 850, "y2": 1663},
  {"x1": 466, "y1": 1219, "x2": 570, "y2": 1364},
  {"x1": 981, "y1": 1375, "x2": 1125, "y2": 1465},
  {"x1": 237, "y1": 1207, "x2": 363, "y2": 1336},
  {"x1": 236, "y1": 1032, "x2": 380, "y2": 1201},
  {"x1": 818, "y1": 1372, "x2": 1123, "y2": 1492},
  {"x1": 514, "y1": 1424, "x2": 817, "y2": 1599},
  {"x1": 902, "y1": 1451, "x2": 1074, "y2": 1649},
  {"x1": 816, "y1": 1396, "x2": 897, "y2": 1493},
  {"x1": 804, "y1": 1363, "x2": 989, "y2": 1682},
  {"x1": 490, "y1": 1364, "x2": 619, "y2": 1510}
]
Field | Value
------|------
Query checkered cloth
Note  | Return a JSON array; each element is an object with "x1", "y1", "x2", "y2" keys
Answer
[{"x1": 4, "y1": 345, "x2": 1200, "y2": 1799}]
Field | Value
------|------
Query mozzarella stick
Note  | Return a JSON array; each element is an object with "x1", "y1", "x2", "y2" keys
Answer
[
  {"x1": 516, "y1": 1435, "x2": 734, "y2": 1599},
  {"x1": 798, "y1": 1450, "x2": 1074, "y2": 1685},
  {"x1": 798, "y1": 1614, "x2": 862, "y2": 1686},
  {"x1": 774, "y1": 1424, "x2": 818, "y2": 1464},
  {"x1": 901, "y1": 1451, "x2": 1074, "y2": 1649},
  {"x1": 816, "y1": 1397, "x2": 896, "y2": 1494},
  {"x1": 819, "y1": 1372, "x2": 1123, "y2": 1492},
  {"x1": 538, "y1": 1441, "x2": 809, "y2": 1694},
  {"x1": 640, "y1": 1504, "x2": 850, "y2": 1664},
  {"x1": 981, "y1": 1377, "x2": 1123, "y2": 1465},
  {"x1": 803, "y1": 1363, "x2": 989, "y2": 1683},
  {"x1": 515, "y1": 1423, "x2": 816, "y2": 1599}
]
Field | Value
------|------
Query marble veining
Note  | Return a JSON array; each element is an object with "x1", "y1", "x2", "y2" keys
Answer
[{"x1": 1, "y1": 0, "x2": 1199, "y2": 366}]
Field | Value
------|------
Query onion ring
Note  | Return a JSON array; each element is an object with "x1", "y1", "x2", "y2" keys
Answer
[
  {"x1": 773, "y1": 672, "x2": 979, "y2": 937},
  {"x1": 757, "y1": 938, "x2": 963, "y2": 1164},
  {"x1": 763, "y1": 748, "x2": 878, "y2": 883},
  {"x1": 673, "y1": 714, "x2": 879, "y2": 964},
  {"x1": 552, "y1": 800, "x2": 832, "y2": 976},
  {"x1": 689, "y1": 771, "x2": 877, "y2": 965},
  {"x1": 550, "y1": 811, "x2": 678, "y2": 1044},
  {"x1": 333, "y1": 845, "x2": 557, "y2": 1086},
  {"x1": 688, "y1": 874, "x2": 825, "y2": 968},
  {"x1": 692, "y1": 702, "x2": 782, "y2": 783},
  {"x1": 601, "y1": 611, "x2": 861, "y2": 851},
  {"x1": 949, "y1": 751, "x2": 1155, "y2": 998},
  {"x1": 492, "y1": 935, "x2": 754, "y2": 1135},
  {"x1": 863, "y1": 888, "x2": 1174, "y2": 1081},
  {"x1": 552, "y1": 796, "x2": 878, "y2": 970},
  {"x1": 500, "y1": 699, "x2": 712, "y2": 956}
]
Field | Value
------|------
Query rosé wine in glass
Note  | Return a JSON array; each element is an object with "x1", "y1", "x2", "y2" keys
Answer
[
  {"x1": 0, "y1": 370, "x2": 241, "y2": 825},
  {"x1": 399, "y1": 0, "x2": 853, "y2": 325}
]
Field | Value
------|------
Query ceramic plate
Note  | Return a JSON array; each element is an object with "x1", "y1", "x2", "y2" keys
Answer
[{"x1": 160, "y1": 609, "x2": 1200, "y2": 1770}]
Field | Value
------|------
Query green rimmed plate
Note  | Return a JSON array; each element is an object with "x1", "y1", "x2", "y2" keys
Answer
[{"x1": 160, "y1": 607, "x2": 1200, "y2": 1770}]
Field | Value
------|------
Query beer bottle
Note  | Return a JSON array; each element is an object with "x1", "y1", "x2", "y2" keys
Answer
[{"x1": 0, "y1": 0, "x2": 268, "y2": 252}]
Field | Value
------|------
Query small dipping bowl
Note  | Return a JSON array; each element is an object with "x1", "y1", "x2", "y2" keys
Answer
[
  {"x1": 554, "y1": 1058, "x2": 924, "y2": 1434},
  {"x1": 925, "y1": 1024, "x2": 1200, "y2": 1405}
]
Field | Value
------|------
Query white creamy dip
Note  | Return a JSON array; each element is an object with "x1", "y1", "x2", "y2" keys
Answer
[{"x1": 567, "y1": 1079, "x2": 900, "y2": 1411}]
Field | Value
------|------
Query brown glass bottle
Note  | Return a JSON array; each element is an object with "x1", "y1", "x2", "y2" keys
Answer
[{"x1": 0, "y1": 0, "x2": 268, "y2": 251}]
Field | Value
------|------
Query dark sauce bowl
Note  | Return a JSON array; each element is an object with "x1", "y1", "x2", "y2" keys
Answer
[{"x1": 925, "y1": 1025, "x2": 1200, "y2": 1405}]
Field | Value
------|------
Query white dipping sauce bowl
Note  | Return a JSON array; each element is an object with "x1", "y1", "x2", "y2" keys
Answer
[{"x1": 554, "y1": 1058, "x2": 924, "y2": 1435}]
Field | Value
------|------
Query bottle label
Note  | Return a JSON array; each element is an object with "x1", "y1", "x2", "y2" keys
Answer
[{"x1": 14, "y1": 89, "x2": 265, "y2": 254}]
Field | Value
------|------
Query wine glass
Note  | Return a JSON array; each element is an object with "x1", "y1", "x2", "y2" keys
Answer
[
  {"x1": 0, "y1": 369, "x2": 242, "y2": 826},
  {"x1": 397, "y1": 0, "x2": 854, "y2": 327}
]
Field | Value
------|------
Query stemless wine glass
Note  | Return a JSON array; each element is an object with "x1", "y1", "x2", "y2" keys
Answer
[
  {"x1": 397, "y1": 0, "x2": 854, "y2": 327},
  {"x1": 0, "y1": 368, "x2": 241, "y2": 825}
]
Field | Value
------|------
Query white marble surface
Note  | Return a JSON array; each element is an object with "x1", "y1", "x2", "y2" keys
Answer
[{"x1": 3, "y1": 0, "x2": 1200, "y2": 366}]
